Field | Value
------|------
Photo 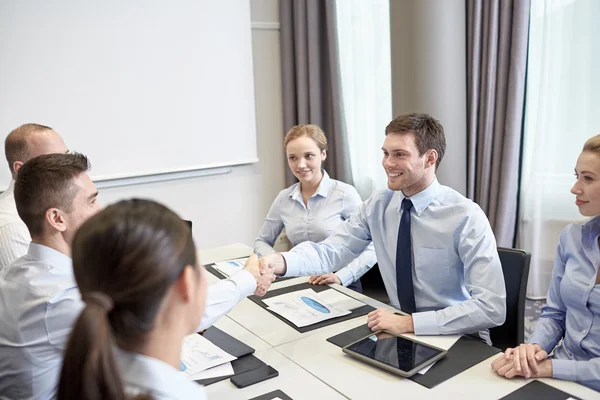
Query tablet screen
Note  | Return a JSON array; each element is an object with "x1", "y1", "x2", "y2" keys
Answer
[{"x1": 345, "y1": 333, "x2": 443, "y2": 372}]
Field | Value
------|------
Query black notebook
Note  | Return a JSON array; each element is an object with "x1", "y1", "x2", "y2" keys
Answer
[
  {"x1": 247, "y1": 282, "x2": 375, "y2": 333},
  {"x1": 194, "y1": 326, "x2": 263, "y2": 386},
  {"x1": 500, "y1": 380, "x2": 582, "y2": 400}
]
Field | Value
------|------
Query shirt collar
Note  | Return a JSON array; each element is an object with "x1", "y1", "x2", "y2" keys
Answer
[
  {"x1": 583, "y1": 215, "x2": 600, "y2": 231},
  {"x1": 289, "y1": 169, "x2": 331, "y2": 201},
  {"x1": 117, "y1": 347, "x2": 205, "y2": 398},
  {"x1": 27, "y1": 242, "x2": 72, "y2": 274},
  {"x1": 396, "y1": 177, "x2": 440, "y2": 216},
  {"x1": 1, "y1": 179, "x2": 15, "y2": 198}
]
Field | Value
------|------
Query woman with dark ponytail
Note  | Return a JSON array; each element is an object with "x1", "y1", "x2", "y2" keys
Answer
[{"x1": 57, "y1": 199, "x2": 208, "y2": 399}]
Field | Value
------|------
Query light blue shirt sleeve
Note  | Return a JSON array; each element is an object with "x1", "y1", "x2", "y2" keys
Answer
[
  {"x1": 283, "y1": 199, "x2": 373, "y2": 277},
  {"x1": 412, "y1": 206, "x2": 506, "y2": 336},
  {"x1": 334, "y1": 186, "x2": 377, "y2": 286},
  {"x1": 254, "y1": 192, "x2": 285, "y2": 257},
  {"x1": 528, "y1": 229, "x2": 568, "y2": 353},
  {"x1": 197, "y1": 270, "x2": 256, "y2": 331},
  {"x1": 552, "y1": 358, "x2": 600, "y2": 391}
]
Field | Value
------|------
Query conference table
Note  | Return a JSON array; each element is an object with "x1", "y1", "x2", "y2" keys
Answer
[{"x1": 198, "y1": 245, "x2": 600, "y2": 400}]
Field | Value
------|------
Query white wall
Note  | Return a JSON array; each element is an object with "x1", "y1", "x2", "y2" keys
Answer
[
  {"x1": 389, "y1": 0, "x2": 468, "y2": 195},
  {"x1": 99, "y1": 0, "x2": 285, "y2": 251}
]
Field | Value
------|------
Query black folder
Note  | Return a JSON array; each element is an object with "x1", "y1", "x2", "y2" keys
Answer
[
  {"x1": 194, "y1": 326, "x2": 265, "y2": 386},
  {"x1": 500, "y1": 380, "x2": 581, "y2": 400},
  {"x1": 202, "y1": 326, "x2": 255, "y2": 358},
  {"x1": 408, "y1": 335, "x2": 500, "y2": 388},
  {"x1": 247, "y1": 282, "x2": 375, "y2": 333},
  {"x1": 249, "y1": 389, "x2": 294, "y2": 400},
  {"x1": 195, "y1": 354, "x2": 266, "y2": 386},
  {"x1": 327, "y1": 324, "x2": 501, "y2": 388}
]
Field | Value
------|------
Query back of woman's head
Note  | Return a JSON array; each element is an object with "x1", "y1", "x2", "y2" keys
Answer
[{"x1": 57, "y1": 199, "x2": 198, "y2": 400}]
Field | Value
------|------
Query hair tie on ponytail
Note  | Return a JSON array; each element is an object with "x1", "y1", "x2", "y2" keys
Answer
[{"x1": 83, "y1": 292, "x2": 114, "y2": 312}]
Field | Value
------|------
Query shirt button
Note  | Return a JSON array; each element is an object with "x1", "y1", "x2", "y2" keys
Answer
[{"x1": 583, "y1": 329, "x2": 588, "y2": 335}]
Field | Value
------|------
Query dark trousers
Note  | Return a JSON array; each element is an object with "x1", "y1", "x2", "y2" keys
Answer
[{"x1": 347, "y1": 278, "x2": 363, "y2": 293}]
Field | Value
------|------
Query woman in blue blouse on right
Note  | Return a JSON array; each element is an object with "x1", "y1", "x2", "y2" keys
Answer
[{"x1": 492, "y1": 134, "x2": 600, "y2": 391}]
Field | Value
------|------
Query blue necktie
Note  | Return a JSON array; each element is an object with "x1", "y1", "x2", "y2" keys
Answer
[{"x1": 396, "y1": 198, "x2": 416, "y2": 314}]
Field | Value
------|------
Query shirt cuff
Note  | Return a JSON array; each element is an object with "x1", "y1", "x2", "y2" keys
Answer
[
  {"x1": 552, "y1": 359, "x2": 577, "y2": 382},
  {"x1": 412, "y1": 311, "x2": 440, "y2": 335},
  {"x1": 335, "y1": 268, "x2": 354, "y2": 287},
  {"x1": 527, "y1": 334, "x2": 553, "y2": 354},
  {"x1": 281, "y1": 251, "x2": 301, "y2": 277},
  {"x1": 229, "y1": 269, "x2": 257, "y2": 298}
]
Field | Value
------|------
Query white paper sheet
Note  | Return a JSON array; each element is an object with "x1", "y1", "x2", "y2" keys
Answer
[
  {"x1": 317, "y1": 288, "x2": 365, "y2": 311},
  {"x1": 263, "y1": 288, "x2": 351, "y2": 327},
  {"x1": 186, "y1": 361, "x2": 234, "y2": 381},
  {"x1": 179, "y1": 334, "x2": 237, "y2": 380},
  {"x1": 213, "y1": 257, "x2": 248, "y2": 277}
]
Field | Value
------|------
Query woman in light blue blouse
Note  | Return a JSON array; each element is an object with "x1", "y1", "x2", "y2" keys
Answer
[
  {"x1": 492, "y1": 134, "x2": 600, "y2": 391},
  {"x1": 57, "y1": 200, "x2": 208, "y2": 400},
  {"x1": 254, "y1": 124, "x2": 377, "y2": 292}
]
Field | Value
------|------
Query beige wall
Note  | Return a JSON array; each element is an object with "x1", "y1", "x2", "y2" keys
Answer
[{"x1": 389, "y1": 0, "x2": 468, "y2": 195}]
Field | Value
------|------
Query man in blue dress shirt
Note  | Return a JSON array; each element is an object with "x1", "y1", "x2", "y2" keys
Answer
[{"x1": 260, "y1": 113, "x2": 506, "y2": 344}]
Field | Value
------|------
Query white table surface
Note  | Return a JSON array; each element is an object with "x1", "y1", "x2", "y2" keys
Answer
[
  {"x1": 204, "y1": 347, "x2": 346, "y2": 400},
  {"x1": 275, "y1": 325, "x2": 600, "y2": 400},
  {"x1": 212, "y1": 315, "x2": 271, "y2": 353}
]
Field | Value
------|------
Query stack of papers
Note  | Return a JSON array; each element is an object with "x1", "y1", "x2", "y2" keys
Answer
[
  {"x1": 213, "y1": 257, "x2": 248, "y2": 277},
  {"x1": 263, "y1": 288, "x2": 365, "y2": 327},
  {"x1": 179, "y1": 333, "x2": 237, "y2": 381}
]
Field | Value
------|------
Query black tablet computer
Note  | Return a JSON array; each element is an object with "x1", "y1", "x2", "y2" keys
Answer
[{"x1": 342, "y1": 331, "x2": 447, "y2": 377}]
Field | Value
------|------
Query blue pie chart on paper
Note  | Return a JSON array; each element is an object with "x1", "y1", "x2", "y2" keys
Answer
[{"x1": 301, "y1": 296, "x2": 331, "y2": 314}]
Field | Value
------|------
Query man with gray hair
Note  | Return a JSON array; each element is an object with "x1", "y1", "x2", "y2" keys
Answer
[{"x1": 0, "y1": 124, "x2": 68, "y2": 269}]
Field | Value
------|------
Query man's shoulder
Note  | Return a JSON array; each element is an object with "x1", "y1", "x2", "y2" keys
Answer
[
  {"x1": 1, "y1": 256, "x2": 75, "y2": 299},
  {"x1": 435, "y1": 184, "x2": 483, "y2": 214},
  {"x1": 0, "y1": 217, "x2": 30, "y2": 239}
]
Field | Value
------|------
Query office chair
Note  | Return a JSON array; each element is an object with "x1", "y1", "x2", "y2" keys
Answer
[{"x1": 489, "y1": 247, "x2": 531, "y2": 351}]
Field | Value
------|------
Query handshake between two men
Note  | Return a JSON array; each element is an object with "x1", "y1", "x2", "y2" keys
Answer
[
  {"x1": 239, "y1": 253, "x2": 283, "y2": 297},
  {"x1": 242, "y1": 252, "x2": 414, "y2": 336}
]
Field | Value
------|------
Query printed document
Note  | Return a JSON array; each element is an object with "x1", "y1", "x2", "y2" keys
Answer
[
  {"x1": 263, "y1": 288, "x2": 352, "y2": 327},
  {"x1": 213, "y1": 257, "x2": 248, "y2": 277},
  {"x1": 179, "y1": 333, "x2": 237, "y2": 380}
]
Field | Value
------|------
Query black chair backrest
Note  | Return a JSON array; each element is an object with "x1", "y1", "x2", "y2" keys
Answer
[{"x1": 490, "y1": 247, "x2": 531, "y2": 351}]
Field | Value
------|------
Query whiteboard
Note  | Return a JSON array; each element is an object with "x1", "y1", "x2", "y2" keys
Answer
[{"x1": 0, "y1": 0, "x2": 258, "y2": 186}]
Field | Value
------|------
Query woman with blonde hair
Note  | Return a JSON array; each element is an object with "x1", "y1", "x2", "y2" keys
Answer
[
  {"x1": 492, "y1": 134, "x2": 600, "y2": 391},
  {"x1": 255, "y1": 124, "x2": 376, "y2": 291}
]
